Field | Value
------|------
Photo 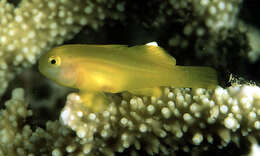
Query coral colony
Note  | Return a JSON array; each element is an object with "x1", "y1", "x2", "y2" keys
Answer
[{"x1": 1, "y1": 0, "x2": 260, "y2": 155}]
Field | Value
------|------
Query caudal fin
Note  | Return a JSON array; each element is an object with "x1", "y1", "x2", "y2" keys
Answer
[{"x1": 167, "y1": 66, "x2": 218, "y2": 89}]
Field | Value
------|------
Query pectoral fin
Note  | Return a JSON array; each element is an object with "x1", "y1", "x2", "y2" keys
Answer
[{"x1": 79, "y1": 91, "x2": 110, "y2": 112}]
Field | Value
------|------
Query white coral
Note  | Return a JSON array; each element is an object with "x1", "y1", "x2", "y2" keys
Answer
[{"x1": 60, "y1": 85, "x2": 260, "y2": 155}]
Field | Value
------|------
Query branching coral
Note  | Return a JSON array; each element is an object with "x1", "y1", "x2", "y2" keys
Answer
[
  {"x1": 2, "y1": 86, "x2": 260, "y2": 155},
  {"x1": 0, "y1": 88, "x2": 33, "y2": 155},
  {"x1": 0, "y1": 0, "x2": 260, "y2": 155},
  {"x1": 0, "y1": 88, "x2": 76, "y2": 155},
  {"x1": 59, "y1": 85, "x2": 260, "y2": 155},
  {"x1": 242, "y1": 22, "x2": 260, "y2": 63}
]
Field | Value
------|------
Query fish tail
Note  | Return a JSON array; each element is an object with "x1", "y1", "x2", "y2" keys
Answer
[{"x1": 167, "y1": 66, "x2": 218, "y2": 89}]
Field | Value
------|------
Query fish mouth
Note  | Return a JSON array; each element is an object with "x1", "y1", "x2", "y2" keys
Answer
[
  {"x1": 38, "y1": 56, "x2": 46, "y2": 74},
  {"x1": 38, "y1": 53, "x2": 50, "y2": 77},
  {"x1": 38, "y1": 60, "x2": 43, "y2": 73}
]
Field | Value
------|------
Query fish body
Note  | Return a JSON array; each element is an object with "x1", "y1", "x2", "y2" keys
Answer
[
  {"x1": 38, "y1": 43, "x2": 217, "y2": 94},
  {"x1": 38, "y1": 43, "x2": 217, "y2": 111}
]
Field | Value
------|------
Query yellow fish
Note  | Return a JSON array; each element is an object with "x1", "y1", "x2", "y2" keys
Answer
[{"x1": 38, "y1": 42, "x2": 217, "y2": 111}]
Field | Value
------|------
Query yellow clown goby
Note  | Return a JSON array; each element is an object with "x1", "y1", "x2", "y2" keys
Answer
[{"x1": 38, "y1": 42, "x2": 217, "y2": 111}]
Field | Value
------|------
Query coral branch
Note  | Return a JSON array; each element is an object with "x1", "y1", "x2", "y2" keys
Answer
[{"x1": 60, "y1": 85, "x2": 260, "y2": 155}]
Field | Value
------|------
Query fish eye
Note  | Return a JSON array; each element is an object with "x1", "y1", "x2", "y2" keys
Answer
[
  {"x1": 50, "y1": 59, "x2": 56, "y2": 64},
  {"x1": 48, "y1": 56, "x2": 61, "y2": 66}
]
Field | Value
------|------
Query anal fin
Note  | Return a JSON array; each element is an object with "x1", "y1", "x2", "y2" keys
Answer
[{"x1": 128, "y1": 87, "x2": 163, "y2": 97}]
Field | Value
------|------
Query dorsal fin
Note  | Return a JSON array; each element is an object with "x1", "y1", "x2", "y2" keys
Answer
[
  {"x1": 128, "y1": 42, "x2": 176, "y2": 66},
  {"x1": 94, "y1": 42, "x2": 176, "y2": 67},
  {"x1": 61, "y1": 43, "x2": 176, "y2": 68},
  {"x1": 146, "y1": 41, "x2": 158, "y2": 46},
  {"x1": 93, "y1": 44, "x2": 128, "y2": 48}
]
